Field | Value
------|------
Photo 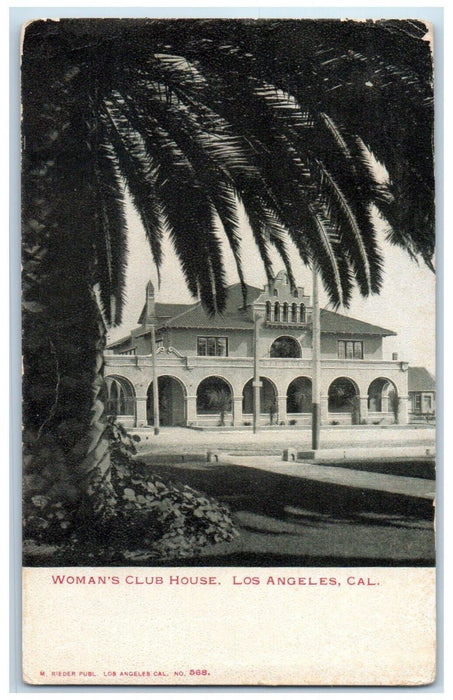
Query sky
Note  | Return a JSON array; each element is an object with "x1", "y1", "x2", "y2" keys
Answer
[{"x1": 108, "y1": 197, "x2": 436, "y2": 375}]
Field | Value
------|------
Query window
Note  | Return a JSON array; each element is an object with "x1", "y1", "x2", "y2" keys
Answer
[
  {"x1": 300, "y1": 304, "x2": 306, "y2": 323},
  {"x1": 273, "y1": 289, "x2": 278, "y2": 297},
  {"x1": 119, "y1": 348, "x2": 136, "y2": 356},
  {"x1": 266, "y1": 301, "x2": 272, "y2": 321},
  {"x1": 274, "y1": 302, "x2": 280, "y2": 321},
  {"x1": 270, "y1": 336, "x2": 301, "y2": 358},
  {"x1": 424, "y1": 395, "x2": 432, "y2": 410},
  {"x1": 197, "y1": 336, "x2": 228, "y2": 356},
  {"x1": 338, "y1": 340, "x2": 363, "y2": 359},
  {"x1": 282, "y1": 303, "x2": 288, "y2": 322},
  {"x1": 414, "y1": 394, "x2": 422, "y2": 412}
]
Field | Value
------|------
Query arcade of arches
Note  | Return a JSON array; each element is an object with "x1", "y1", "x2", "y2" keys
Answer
[
  {"x1": 105, "y1": 376, "x2": 135, "y2": 417},
  {"x1": 104, "y1": 373, "x2": 400, "y2": 426}
]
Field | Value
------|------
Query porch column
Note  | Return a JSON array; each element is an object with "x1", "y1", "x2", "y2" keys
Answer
[
  {"x1": 321, "y1": 395, "x2": 329, "y2": 424},
  {"x1": 277, "y1": 394, "x2": 287, "y2": 424},
  {"x1": 359, "y1": 396, "x2": 369, "y2": 423},
  {"x1": 135, "y1": 395, "x2": 148, "y2": 428},
  {"x1": 185, "y1": 395, "x2": 197, "y2": 426},
  {"x1": 398, "y1": 396, "x2": 409, "y2": 425},
  {"x1": 233, "y1": 396, "x2": 243, "y2": 427}
]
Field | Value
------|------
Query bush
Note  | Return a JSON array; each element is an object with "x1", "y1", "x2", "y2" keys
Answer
[
  {"x1": 289, "y1": 419, "x2": 297, "y2": 425},
  {"x1": 23, "y1": 419, "x2": 239, "y2": 563},
  {"x1": 330, "y1": 420, "x2": 340, "y2": 425}
]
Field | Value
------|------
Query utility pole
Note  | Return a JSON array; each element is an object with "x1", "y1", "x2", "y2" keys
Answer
[
  {"x1": 150, "y1": 323, "x2": 160, "y2": 435},
  {"x1": 311, "y1": 267, "x2": 321, "y2": 450},
  {"x1": 253, "y1": 313, "x2": 261, "y2": 434}
]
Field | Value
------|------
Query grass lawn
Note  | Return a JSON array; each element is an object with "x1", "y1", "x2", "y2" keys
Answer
[
  {"x1": 318, "y1": 457, "x2": 435, "y2": 480},
  {"x1": 138, "y1": 456, "x2": 435, "y2": 567}
]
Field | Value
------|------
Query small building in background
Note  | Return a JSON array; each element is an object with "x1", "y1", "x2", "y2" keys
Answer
[{"x1": 408, "y1": 366, "x2": 436, "y2": 421}]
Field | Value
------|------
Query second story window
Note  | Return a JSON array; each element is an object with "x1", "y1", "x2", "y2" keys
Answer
[
  {"x1": 197, "y1": 336, "x2": 228, "y2": 357},
  {"x1": 338, "y1": 340, "x2": 363, "y2": 360}
]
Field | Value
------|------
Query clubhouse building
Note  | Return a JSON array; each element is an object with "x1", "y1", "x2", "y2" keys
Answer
[{"x1": 104, "y1": 271, "x2": 415, "y2": 429}]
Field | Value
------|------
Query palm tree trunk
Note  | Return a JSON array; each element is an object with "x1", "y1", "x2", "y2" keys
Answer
[
  {"x1": 22, "y1": 276, "x2": 116, "y2": 527},
  {"x1": 22, "y1": 49, "x2": 115, "y2": 530}
]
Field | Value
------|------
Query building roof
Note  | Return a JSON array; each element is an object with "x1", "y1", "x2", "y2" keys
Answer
[
  {"x1": 163, "y1": 283, "x2": 262, "y2": 329},
  {"x1": 107, "y1": 334, "x2": 132, "y2": 349},
  {"x1": 137, "y1": 301, "x2": 194, "y2": 325},
  {"x1": 320, "y1": 309, "x2": 397, "y2": 337},
  {"x1": 408, "y1": 366, "x2": 436, "y2": 393},
  {"x1": 108, "y1": 281, "x2": 398, "y2": 345}
]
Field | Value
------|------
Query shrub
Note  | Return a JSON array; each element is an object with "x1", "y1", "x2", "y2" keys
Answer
[
  {"x1": 23, "y1": 419, "x2": 239, "y2": 563},
  {"x1": 289, "y1": 419, "x2": 297, "y2": 426},
  {"x1": 330, "y1": 420, "x2": 340, "y2": 425}
]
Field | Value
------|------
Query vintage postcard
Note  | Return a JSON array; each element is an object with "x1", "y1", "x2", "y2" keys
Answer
[{"x1": 21, "y1": 17, "x2": 436, "y2": 685}]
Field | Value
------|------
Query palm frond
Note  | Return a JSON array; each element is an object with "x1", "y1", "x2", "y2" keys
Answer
[{"x1": 92, "y1": 132, "x2": 128, "y2": 326}]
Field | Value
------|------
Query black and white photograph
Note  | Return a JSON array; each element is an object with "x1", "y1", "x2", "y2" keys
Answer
[{"x1": 20, "y1": 15, "x2": 437, "y2": 685}]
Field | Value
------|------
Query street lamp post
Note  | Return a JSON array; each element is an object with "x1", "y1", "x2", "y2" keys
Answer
[
  {"x1": 150, "y1": 323, "x2": 160, "y2": 435},
  {"x1": 311, "y1": 267, "x2": 321, "y2": 450},
  {"x1": 253, "y1": 312, "x2": 261, "y2": 434}
]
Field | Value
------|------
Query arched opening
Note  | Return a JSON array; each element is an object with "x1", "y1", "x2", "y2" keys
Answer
[
  {"x1": 105, "y1": 376, "x2": 135, "y2": 417},
  {"x1": 291, "y1": 303, "x2": 298, "y2": 322},
  {"x1": 287, "y1": 377, "x2": 312, "y2": 414},
  {"x1": 266, "y1": 301, "x2": 272, "y2": 321},
  {"x1": 147, "y1": 375, "x2": 186, "y2": 426},
  {"x1": 328, "y1": 377, "x2": 360, "y2": 419},
  {"x1": 270, "y1": 335, "x2": 301, "y2": 358},
  {"x1": 196, "y1": 376, "x2": 232, "y2": 425},
  {"x1": 274, "y1": 302, "x2": 280, "y2": 321},
  {"x1": 242, "y1": 377, "x2": 278, "y2": 421},
  {"x1": 368, "y1": 378, "x2": 398, "y2": 414}
]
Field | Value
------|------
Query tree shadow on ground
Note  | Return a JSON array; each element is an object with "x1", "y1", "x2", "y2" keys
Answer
[{"x1": 143, "y1": 460, "x2": 435, "y2": 530}]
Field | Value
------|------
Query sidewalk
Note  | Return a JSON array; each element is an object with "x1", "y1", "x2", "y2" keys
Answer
[
  {"x1": 220, "y1": 454, "x2": 436, "y2": 500},
  {"x1": 134, "y1": 425, "x2": 436, "y2": 455}
]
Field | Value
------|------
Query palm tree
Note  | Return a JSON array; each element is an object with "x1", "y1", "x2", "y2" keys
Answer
[
  {"x1": 206, "y1": 389, "x2": 232, "y2": 427},
  {"x1": 22, "y1": 18, "x2": 434, "y2": 527}
]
